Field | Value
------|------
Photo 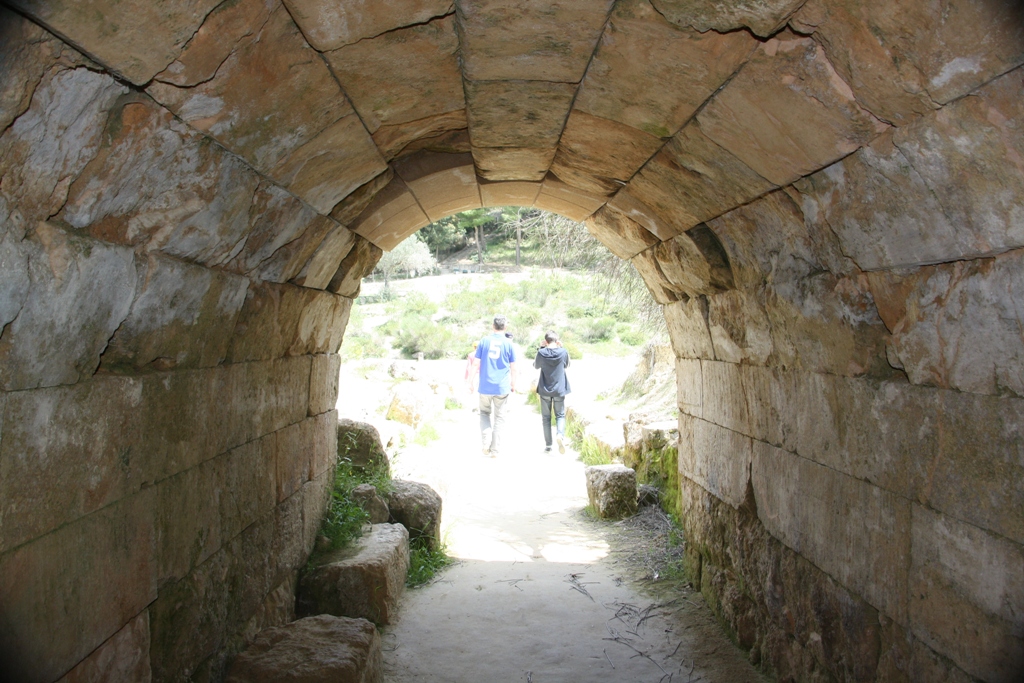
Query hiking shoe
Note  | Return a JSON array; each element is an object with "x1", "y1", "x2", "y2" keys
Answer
[
  {"x1": 544, "y1": 446, "x2": 552, "y2": 453},
  {"x1": 557, "y1": 435, "x2": 566, "y2": 454}
]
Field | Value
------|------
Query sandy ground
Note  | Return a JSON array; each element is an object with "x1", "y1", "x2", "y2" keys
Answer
[{"x1": 336, "y1": 364, "x2": 767, "y2": 683}]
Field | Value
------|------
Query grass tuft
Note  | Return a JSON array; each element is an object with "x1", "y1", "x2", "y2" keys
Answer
[{"x1": 407, "y1": 537, "x2": 454, "y2": 587}]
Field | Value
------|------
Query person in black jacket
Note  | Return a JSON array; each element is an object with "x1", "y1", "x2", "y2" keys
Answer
[{"x1": 534, "y1": 330, "x2": 571, "y2": 453}]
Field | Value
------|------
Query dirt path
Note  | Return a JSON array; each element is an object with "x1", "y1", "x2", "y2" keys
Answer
[{"x1": 380, "y1": 392, "x2": 769, "y2": 683}]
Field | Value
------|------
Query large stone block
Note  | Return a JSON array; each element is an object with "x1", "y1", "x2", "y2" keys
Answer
[
  {"x1": 7, "y1": 0, "x2": 220, "y2": 85},
  {"x1": 329, "y1": 236, "x2": 383, "y2": 298},
  {"x1": 0, "y1": 65, "x2": 126, "y2": 227},
  {"x1": 707, "y1": 289, "x2": 773, "y2": 365},
  {"x1": 293, "y1": 223, "x2": 358, "y2": 291},
  {"x1": 218, "y1": 435, "x2": 278, "y2": 544},
  {"x1": 147, "y1": 1, "x2": 347, "y2": 173},
  {"x1": 574, "y1": 0, "x2": 755, "y2": 137},
  {"x1": 621, "y1": 123, "x2": 776, "y2": 237},
  {"x1": 0, "y1": 490, "x2": 157, "y2": 683},
  {"x1": 584, "y1": 464, "x2": 638, "y2": 519},
  {"x1": 651, "y1": 0, "x2": 805, "y2": 36},
  {"x1": 466, "y1": 80, "x2": 576, "y2": 149},
  {"x1": 677, "y1": 414, "x2": 751, "y2": 509},
  {"x1": 330, "y1": 170, "x2": 395, "y2": 227},
  {"x1": 674, "y1": 358, "x2": 702, "y2": 418},
  {"x1": 225, "y1": 615, "x2": 383, "y2": 683},
  {"x1": 697, "y1": 32, "x2": 887, "y2": 187},
  {"x1": 348, "y1": 177, "x2": 431, "y2": 252},
  {"x1": 458, "y1": 0, "x2": 615, "y2": 82},
  {"x1": 101, "y1": 253, "x2": 249, "y2": 373},
  {"x1": 909, "y1": 505, "x2": 1024, "y2": 682},
  {"x1": 868, "y1": 249, "x2": 1024, "y2": 397},
  {"x1": 663, "y1": 298, "x2": 714, "y2": 360},
  {"x1": 584, "y1": 205, "x2": 659, "y2": 260},
  {"x1": 60, "y1": 97, "x2": 262, "y2": 267},
  {"x1": 793, "y1": 0, "x2": 1024, "y2": 107},
  {"x1": 56, "y1": 612, "x2": 151, "y2": 683},
  {"x1": 325, "y1": 14, "x2": 463, "y2": 133},
  {"x1": 226, "y1": 182, "x2": 334, "y2": 282},
  {"x1": 310, "y1": 354, "x2": 342, "y2": 416},
  {"x1": 925, "y1": 391, "x2": 1024, "y2": 546},
  {"x1": 297, "y1": 523, "x2": 410, "y2": 625},
  {"x1": 386, "y1": 480, "x2": 443, "y2": 550},
  {"x1": 472, "y1": 146, "x2": 556, "y2": 182},
  {"x1": 285, "y1": 0, "x2": 451, "y2": 50},
  {"x1": 534, "y1": 178, "x2": 605, "y2": 222},
  {"x1": 0, "y1": 223, "x2": 135, "y2": 392},
  {"x1": 479, "y1": 180, "x2": 541, "y2": 207},
  {"x1": 752, "y1": 442, "x2": 910, "y2": 624},
  {"x1": 394, "y1": 151, "x2": 482, "y2": 223},
  {"x1": 155, "y1": 456, "x2": 224, "y2": 583},
  {"x1": 646, "y1": 228, "x2": 735, "y2": 300},
  {"x1": 228, "y1": 282, "x2": 353, "y2": 362},
  {"x1": 550, "y1": 111, "x2": 663, "y2": 196},
  {"x1": 373, "y1": 110, "x2": 469, "y2": 162}
]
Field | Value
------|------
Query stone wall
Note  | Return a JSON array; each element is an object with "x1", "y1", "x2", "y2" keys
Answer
[
  {"x1": 633, "y1": 76, "x2": 1024, "y2": 679},
  {"x1": 0, "y1": 11, "x2": 377, "y2": 682}
]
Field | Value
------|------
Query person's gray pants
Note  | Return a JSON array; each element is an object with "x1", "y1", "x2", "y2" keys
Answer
[
  {"x1": 479, "y1": 393, "x2": 509, "y2": 454},
  {"x1": 540, "y1": 394, "x2": 565, "y2": 448}
]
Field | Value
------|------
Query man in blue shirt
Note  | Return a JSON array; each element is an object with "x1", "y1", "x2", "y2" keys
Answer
[{"x1": 474, "y1": 315, "x2": 517, "y2": 457}]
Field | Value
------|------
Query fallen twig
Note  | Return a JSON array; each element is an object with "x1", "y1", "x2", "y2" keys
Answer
[{"x1": 604, "y1": 648, "x2": 615, "y2": 670}]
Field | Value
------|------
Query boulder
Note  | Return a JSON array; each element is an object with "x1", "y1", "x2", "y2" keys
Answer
[
  {"x1": 641, "y1": 420, "x2": 679, "y2": 452},
  {"x1": 351, "y1": 484, "x2": 390, "y2": 524},
  {"x1": 585, "y1": 465, "x2": 638, "y2": 519},
  {"x1": 337, "y1": 418, "x2": 390, "y2": 476},
  {"x1": 386, "y1": 480, "x2": 443, "y2": 550},
  {"x1": 225, "y1": 614, "x2": 383, "y2": 683},
  {"x1": 388, "y1": 360, "x2": 421, "y2": 381},
  {"x1": 297, "y1": 524, "x2": 409, "y2": 626},
  {"x1": 385, "y1": 383, "x2": 440, "y2": 428}
]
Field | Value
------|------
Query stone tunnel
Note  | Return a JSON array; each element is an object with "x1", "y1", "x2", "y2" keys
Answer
[{"x1": 0, "y1": 0, "x2": 1022, "y2": 680}]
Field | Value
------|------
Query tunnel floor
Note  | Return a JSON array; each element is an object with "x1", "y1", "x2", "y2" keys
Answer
[{"x1": 377, "y1": 391, "x2": 767, "y2": 683}]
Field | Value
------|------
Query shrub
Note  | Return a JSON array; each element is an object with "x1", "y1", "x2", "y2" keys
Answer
[
  {"x1": 578, "y1": 316, "x2": 616, "y2": 342},
  {"x1": 617, "y1": 324, "x2": 646, "y2": 346},
  {"x1": 407, "y1": 537, "x2": 454, "y2": 587}
]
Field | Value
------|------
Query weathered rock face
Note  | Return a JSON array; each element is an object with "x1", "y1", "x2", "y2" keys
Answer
[
  {"x1": 2, "y1": 2, "x2": 1023, "y2": 682},
  {"x1": 585, "y1": 465, "x2": 638, "y2": 519},
  {"x1": 337, "y1": 418, "x2": 391, "y2": 475},
  {"x1": 386, "y1": 480, "x2": 443, "y2": 550}
]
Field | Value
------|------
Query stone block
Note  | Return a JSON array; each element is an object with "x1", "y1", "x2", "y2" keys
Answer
[
  {"x1": 226, "y1": 181, "x2": 329, "y2": 279},
  {"x1": 146, "y1": 2, "x2": 347, "y2": 175},
  {"x1": 752, "y1": 442, "x2": 910, "y2": 624},
  {"x1": 228, "y1": 282, "x2": 352, "y2": 362},
  {"x1": 675, "y1": 358, "x2": 702, "y2": 417},
  {"x1": 301, "y1": 473, "x2": 335, "y2": 560},
  {"x1": 651, "y1": 0, "x2": 805, "y2": 36},
  {"x1": 532, "y1": 193, "x2": 599, "y2": 222},
  {"x1": 156, "y1": 456, "x2": 224, "y2": 583},
  {"x1": 585, "y1": 205, "x2": 660, "y2": 260},
  {"x1": 310, "y1": 354, "x2": 342, "y2": 417},
  {"x1": 329, "y1": 237, "x2": 383, "y2": 299},
  {"x1": 352, "y1": 485, "x2": 390, "y2": 525},
  {"x1": 585, "y1": 464, "x2": 638, "y2": 519},
  {"x1": 707, "y1": 289, "x2": 773, "y2": 365},
  {"x1": 287, "y1": 0, "x2": 450, "y2": 50},
  {"x1": 325, "y1": 15, "x2": 463, "y2": 133},
  {"x1": 909, "y1": 505, "x2": 1024, "y2": 682},
  {"x1": 101, "y1": 253, "x2": 249, "y2": 373},
  {"x1": 925, "y1": 391, "x2": 1024, "y2": 545},
  {"x1": 386, "y1": 383, "x2": 440, "y2": 428},
  {"x1": 276, "y1": 419, "x2": 316, "y2": 504},
  {"x1": 373, "y1": 111, "x2": 470, "y2": 162},
  {"x1": 663, "y1": 298, "x2": 715, "y2": 360},
  {"x1": 574, "y1": 0, "x2": 755, "y2": 136},
  {"x1": 7, "y1": 0, "x2": 220, "y2": 85},
  {"x1": 349, "y1": 176, "x2": 431, "y2": 252},
  {"x1": 0, "y1": 490, "x2": 157, "y2": 683},
  {"x1": 699, "y1": 361, "x2": 750, "y2": 436},
  {"x1": 458, "y1": 0, "x2": 614, "y2": 82},
  {"x1": 56, "y1": 612, "x2": 151, "y2": 683},
  {"x1": 677, "y1": 414, "x2": 751, "y2": 509},
  {"x1": 395, "y1": 151, "x2": 481, "y2": 222},
  {"x1": 868, "y1": 249, "x2": 1024, "y2": 397},
  {"x1": 631, "y1": 247, "x2": 682, "y2": 305},
  {"x1": 310, "y1": 411, "x2": 340, "y2": 481},
  {"x1": 60, "y1": 97, "x2": 261, "y2": 267},
  {"x1": 550, "y1": 110, "x2": 663, "y2": 196},
  {"x1": 697, "y1": 32, "x2": 887, "y2": 187},
  {"x1": 0, "y1": 65, "x2": 126, "y2": 226},
  {"x1": 386, "y1": 480, "x2": 443, "y2": 550},
  {"x1": 472, "y1": 146, "x2": 556, "y2": 182},
  {"x1": 218, "y1": 436, "x2": 278, "y2": 545},
  {"x1": 225, "y1": 615, "x2": 383, "y2": 683},
  {"x1": 330, "y1": 170, "x2": 395, "y2": 227},
  {"x1": 479, "y1": 180, "x2": 542, "y2": 207},
  {"x1": 297, "y1": 524, "x2": 410, "y2": 625},
  {"x1": 0, "y1": 376, "x2": 148, "y2": 551},
  {"x1": 293, "y1": 223, "x2": 358, "y2": 291},
  {"x1": 466, "y1": 80, "x2": 576, "y2": 149},
  {"x1": 337, "y1": 418, "x2": 391, "y2": 475},
  {"x1": 793, "y1": 0, "x2": 1024, "y2": 107},
  {"x1": 0, "y1": 7, "x2": 65, "y2": 132},
  {"x1": 273, "y1": 491, "x2": 308, "y2": 578},
  {"x1": 0, "y1": 223, "x2": 135, "y2": 392},
  {"x1": 622, "y1": 123, "x2": 776, "y2": 237},
  {"x1": 606, "y1": 187, "x2": 682, "y2": 241}
]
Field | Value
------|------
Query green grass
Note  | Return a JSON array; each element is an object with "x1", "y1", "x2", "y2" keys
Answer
[
  {"x1": 407, "y1": 537, "x2": 454, "y2": 587},
  {"x1": 576, "y1": 435, "x2": 613, "y2": 466},
  {"x1": 412, "y1": 423, "x2": 441, "y2": 446},
  {"x1": 314, "y1": 449, "x2": 393, "y2": 555}
]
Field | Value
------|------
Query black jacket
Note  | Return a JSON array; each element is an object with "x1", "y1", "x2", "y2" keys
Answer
[{"x1": 534, "y1": 346, "x2": 571, "y2": 397}]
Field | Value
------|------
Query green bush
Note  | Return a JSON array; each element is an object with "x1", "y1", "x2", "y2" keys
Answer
[
  {"x1": 413, "y1": 423, "x2": 441, "y2": 446},
  {"x1": 407, "y1": 537, "x2": 454, "y2": 587},
  {"x1": 395, "y1": 318, "x2": 458, "y2": 359},
  {"x1": 616, "y1": 324, "x2": 646, "y2": 346},
  {"x1": 577, "y1": 316, "x2": 616, "y2": 342}
]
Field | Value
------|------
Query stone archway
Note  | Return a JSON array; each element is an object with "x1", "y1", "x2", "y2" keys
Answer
[{"x1": 0, "y1": 1, "x2": 1022, "y2": 681}]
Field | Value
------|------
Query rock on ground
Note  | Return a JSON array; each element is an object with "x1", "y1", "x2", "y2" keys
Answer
[
  {"x1": 338, "y1": 418, "x2": 391, "y2": 475},
  {"x1": 586, "y1": 464, "x2": 638, "y2": 519},
  {"x1": 351, "y1": 483, "x2": 390, "y2": 524},
  {"x1": 386, "y1": 480, "x2": 443, "y2": 550}
]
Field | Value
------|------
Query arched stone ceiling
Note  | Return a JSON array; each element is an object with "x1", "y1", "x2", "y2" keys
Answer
[{"x1": 6, "y1": 0, "x2": 1024, "y2": 270}]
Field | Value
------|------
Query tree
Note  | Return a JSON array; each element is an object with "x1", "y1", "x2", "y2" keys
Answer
[
  {"x1": 419, "y1": 217, "x2": 467, "y2": 260},
  {"x1": 374, "y1": 234, "x2": 436, "y2": 289}
]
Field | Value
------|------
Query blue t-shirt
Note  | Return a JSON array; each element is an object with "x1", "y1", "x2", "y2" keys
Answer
[{"x1": 475, "y1": 333, "x2": 517, "y2": 395}]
